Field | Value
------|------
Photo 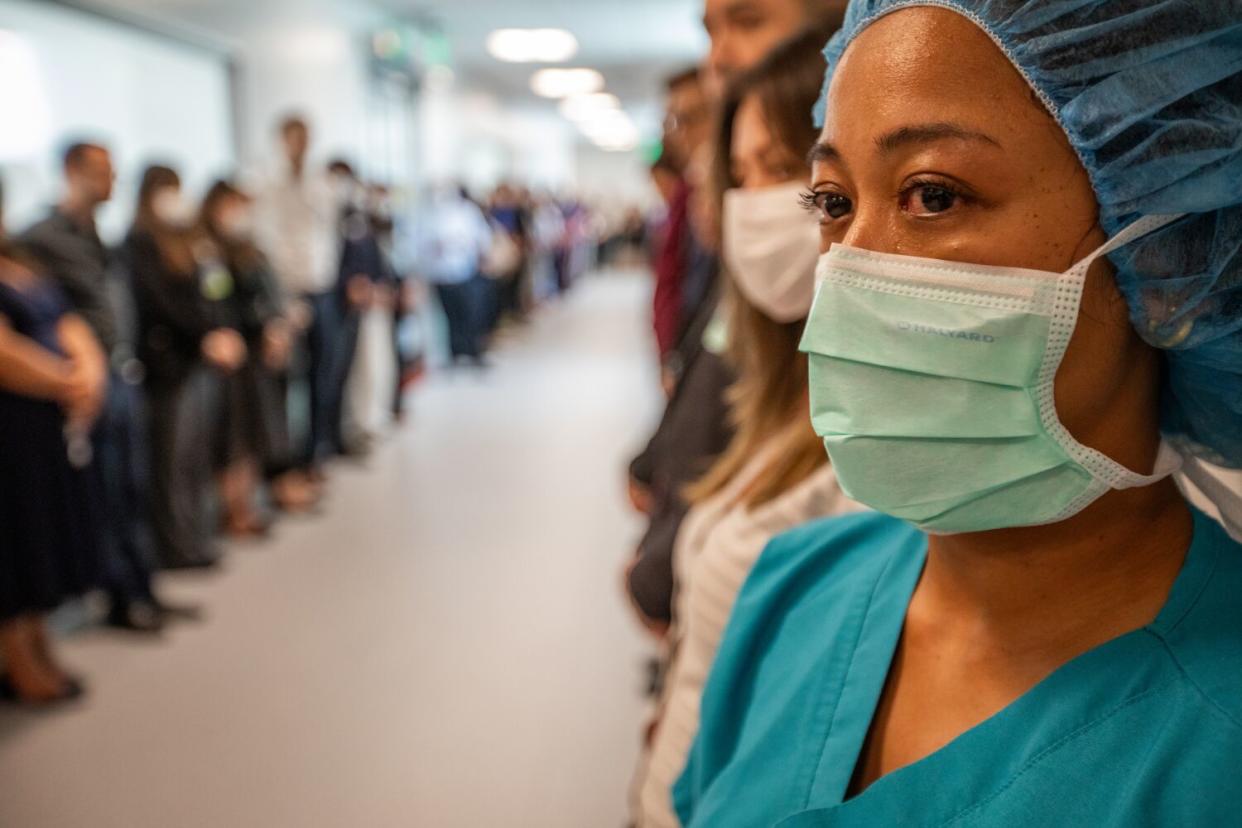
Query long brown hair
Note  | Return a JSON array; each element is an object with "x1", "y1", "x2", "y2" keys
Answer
[
  {"x1": 132, "y1": 165, "x2": 197, "y2": 277},
  {"x1": 688, "y1": 21, "x2": 840, "y2": 510}
]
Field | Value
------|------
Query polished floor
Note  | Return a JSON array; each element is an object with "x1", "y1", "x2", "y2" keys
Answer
[{"x1": 0, "y1": 271, "x2": 662, "y2": 828}]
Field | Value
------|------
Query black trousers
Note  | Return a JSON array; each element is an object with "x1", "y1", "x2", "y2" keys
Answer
[
  {"x1": 436, "y1": 279, "x2": 483, "y2": 360},
  {"x1": 93, "y1": 373, "x2": 157, "y2": 603},
  {"x1": 147, "y1": 369, "x2": 219, "y2": 569},
  {"x1": 326, "y1": 306, "x2": 360, "y2": 453},
  {"x1": 300, "y1": 291, "x2": 340, "y2": 465}
]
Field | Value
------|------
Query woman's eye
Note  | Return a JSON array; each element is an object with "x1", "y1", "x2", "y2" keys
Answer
[
  {"x1": 801, "y1": 191, "x2": 851, "y2": 221},
  {"x1": 902, "y1": 184, "x2": 959, "y2": 216}
]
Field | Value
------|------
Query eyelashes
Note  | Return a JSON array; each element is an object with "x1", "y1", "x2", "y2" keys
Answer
[
  {"x1": 800, "y1": 189, "x2": 853, "y2": 221},
  {"x1": 799, "y1": 178, "x2": 974, "y2": 223}
]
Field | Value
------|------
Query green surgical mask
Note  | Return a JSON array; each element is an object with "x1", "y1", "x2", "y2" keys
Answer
[{"x1": 800, "y1": 215, "x2": 1183, "y2": 534}]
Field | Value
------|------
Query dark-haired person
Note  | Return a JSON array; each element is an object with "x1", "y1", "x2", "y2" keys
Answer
[
  {"x1": 199, "y1": 180, "x2": 294, "y2": 536},
  {"x1": 22, "y1": 141, "x2": 189, "y2": 632},
  {"x1": 125, "y1": 166, "x2": 245, "y2": 570},
  {"x1": 255, "y1": 115, "x2": 340, "y2": 473},
  {"x1": 414, "y1": 184, "x2": 493, "y2": 367},
  {"x1": 0, "y1": 179, "x2": 105, "y2": 703},
  {"x1": 201, "y1": 182, "x2": 318, "y2": 516},
  {"x1": 676, "y1": 1, "x2": 1242, "y2": 824},
  {"x1": 325, "y1": 159, "x2": 397, "y2": 453}
]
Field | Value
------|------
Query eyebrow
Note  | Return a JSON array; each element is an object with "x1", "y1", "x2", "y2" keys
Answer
[
  {"x1": 877, "y1": 123, "x2": 1001, "y2": 152},
  {"x1": 807, "y1": 122, "x2": 1002, "y2": 167},
  {"x1": 703, "y1": 0, "x2": 759, "y2": 27}
]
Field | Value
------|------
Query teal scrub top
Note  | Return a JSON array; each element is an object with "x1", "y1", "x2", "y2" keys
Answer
[{"x1": 674, "y1": 507, "x2": 1242, "y2": 826}]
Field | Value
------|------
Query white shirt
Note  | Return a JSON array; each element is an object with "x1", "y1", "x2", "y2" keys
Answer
[
  {"x1": 637, "y1": 444, "x2": 865, "y2": 827},
  {"x1": 407, "y1": 196, "x2": 493, "y2": 285},
  {"x1": 255, "y1": 167, "x2": 340, "y2": 295}
]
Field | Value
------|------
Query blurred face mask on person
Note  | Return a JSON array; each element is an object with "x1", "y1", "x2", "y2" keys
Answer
[
  {"x1": 329, "y1": 171, "x2": 360, "y2": 209},
  {"x1": 216, "y1": 197, "x2": 254, "y2": 241},
  {"x1": 704, "y1": 0, "x2": 811, "y2": 87},
  {"x1": 65, "y1": 146, "x2": 115, "y2": 210},
  {"x1": 152, "y1": 186, "x2": 197, "y2": 229},
  {"x1": 799, "y1": 7, "x2": 1177, "y2": 533},
  {"x1": 722, "y1": 94, "x2": 819, "y2": 322}
]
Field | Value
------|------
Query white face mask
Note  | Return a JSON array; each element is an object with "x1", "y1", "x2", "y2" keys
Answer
[
  {"x1": 722, "y1": 181, "x2": 821, "y2": 323},
  {"x1": 219, "y1": 208, "x2": 254, "y2": 241},
  {"x1": 152, "y1": 189, "x2": 196, "y2": 228}
]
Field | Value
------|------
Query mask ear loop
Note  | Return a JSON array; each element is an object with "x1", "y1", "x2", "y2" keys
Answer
[
  {"x1": 1068, "y1": 214, "x2": 1186, "y2": 277},
  {"x1": 1038, "y1": 214, "x2": 1187, "y2": 508}
]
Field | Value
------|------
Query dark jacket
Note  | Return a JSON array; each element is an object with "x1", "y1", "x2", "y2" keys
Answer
[
  {"x1": 627, "y1": 278, "x2": 736, "y2": 624},
  {"x1": 123, "y1": 230, "x2": 215, "y2": 385},
  {"x1": 219, "y1": 251, "x2": 285, "y2": 345}
]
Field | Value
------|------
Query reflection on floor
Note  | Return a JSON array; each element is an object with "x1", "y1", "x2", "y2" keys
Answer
[{"x1": 0, "y1": 271, "x2": 661, "y2": 828}]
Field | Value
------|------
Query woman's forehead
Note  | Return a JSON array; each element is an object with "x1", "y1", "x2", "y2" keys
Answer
[{"x1": 823, "y1": 7, "x2": 1046, "y2": 147}]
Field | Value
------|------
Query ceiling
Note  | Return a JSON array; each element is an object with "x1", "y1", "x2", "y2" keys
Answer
[{"x1": 66, "y1": 0, "x2": 707, "y2": 105}]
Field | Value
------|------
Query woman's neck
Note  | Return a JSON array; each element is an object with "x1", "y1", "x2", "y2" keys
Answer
[{"x1": 920, "y1": 479, "x2": 1194, "y2": 657}]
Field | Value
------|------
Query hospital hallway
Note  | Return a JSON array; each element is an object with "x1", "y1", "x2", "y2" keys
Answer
[{"x1": 0, "y1": 270, "x2": 662, "y2": 828}]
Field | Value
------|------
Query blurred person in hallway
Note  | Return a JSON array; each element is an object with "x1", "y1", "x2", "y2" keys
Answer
[
  {"x1": 412, "y1": 184, "x2": 493, "y2": 368},
  {"x1": 631, "y1": 24, "x2": 851, "y2": 826},
  {"x1": 21, "y1": 141, "x2": 188, "y2": 632},
  {"x1": 371, "y1": 182, "x2": 420, "y2": 422},
  {"x1": 484, "y1": 182, "x2": 530, "y2": 329},
  {"x1": 649, "y1": 67, "x2": 711, "y2": 372},
  {"x1": 255, "y1": 115, "x2": 340, "y2": 473},
  {"x1": 200, "y1": 181, "x2": 319, "y2": 516},
  {"x1": 327, "y1": 160, "x2": 398, "y2": 451},
  {"x1": 624, "y1": 0, "x2": 826, "y2": 654},
  {"x1": 199, "y1": 180, "x2": 293, "y2": 537},
  {"x1": 527, "y1": 192, "x2": 567, "y2": 303},
  {"x1": 125, "y1": 166, "x2": 245, "y2": 569},
  {"x1": 0, "y1": 178, "x2": 105, "y2": 704}
]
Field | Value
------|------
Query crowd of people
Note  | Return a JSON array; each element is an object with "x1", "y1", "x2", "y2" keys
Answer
[
  {"x1": 0, "y1": 110, "x2": 604, "y2": 707},
  {"x1": 621, "y1": 0, "x2": 1241, "y2": 825}
]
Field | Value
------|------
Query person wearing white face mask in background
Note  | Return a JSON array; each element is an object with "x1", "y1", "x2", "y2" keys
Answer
[
  {"x1": 124, "y1": 166, "x2": 245, "y2": 570},
  {"x1": 631, "y1": 22, "x2": 859, "y2": 828},
  {"x1": 199, "y1": 180, "x2": 297, "y2": 537}
]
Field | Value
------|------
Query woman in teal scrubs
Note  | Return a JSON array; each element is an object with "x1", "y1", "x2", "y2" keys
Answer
[{"x1": 675, "y1": 1, "x2": 1242, "y2": 825}]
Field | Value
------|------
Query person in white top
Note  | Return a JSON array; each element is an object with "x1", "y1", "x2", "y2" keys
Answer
[
  {"x1": 632, "y1": 21, "x2": 855, "y2": 827},
  {"x1": 254, "y1": 115, "x2": 342, "y2": 469}
]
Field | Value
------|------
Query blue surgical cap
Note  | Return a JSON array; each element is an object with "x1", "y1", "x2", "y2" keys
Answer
[{"x1": 815, "y1": 0, "x2": 1242, "y2": 468}]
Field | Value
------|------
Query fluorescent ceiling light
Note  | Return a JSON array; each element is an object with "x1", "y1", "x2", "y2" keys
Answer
[
  {"x1": 579, "y1": 109, "x2": 638, "y2": 140},
  {"x1": 559, "y1": 93, "x2": 620, "y2": 121},
  {"x1": 487, "y1": 28, "x2": 578, "y2": 63},
  {"x1": 530, "y1": 68, "x2": 604, "y2": 98}
]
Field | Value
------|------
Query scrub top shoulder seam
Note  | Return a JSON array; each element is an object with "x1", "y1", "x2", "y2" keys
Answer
[
  {"x1": 1141, "y1": 628, "x2": 1242, "y2": 731},
  {"x1": 942, "y1": 683, "x2": 1170, "y2": 826}
]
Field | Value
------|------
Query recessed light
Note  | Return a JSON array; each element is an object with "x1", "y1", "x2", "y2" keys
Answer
[
  {"x1": 487, "y1": 29, "x2": 578, "y2": 63},
  {"x1": 530, "y1": 68, "x2": 604, "y2": 98},
  {"x1": 559, "y1": 93, "x2": 621, "y2": 121}
]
